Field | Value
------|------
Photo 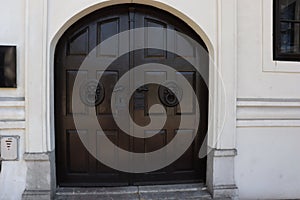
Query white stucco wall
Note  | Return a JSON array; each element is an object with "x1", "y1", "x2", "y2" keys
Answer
[
  {"x1": 236, "y1": 127, "x2": 300, "y2": 199},
  {"x1": 236, "y1": 0, "x2": 300, "y2": 199},
  {"x1": 0, "y1": 0, "x2": 25, "y2": 97},
  {"x1": 0, "y1": 131, "x2": 26, "y2": 200},
  {"x1": 0, "y1": 0, "x2": 299, "y2": 199},
  {"x1": 0, "y1": 1, "x2": 27, "y2": 200},
  {"x1": 237, "y1": 0, "x2": 300, "y2": 99}
]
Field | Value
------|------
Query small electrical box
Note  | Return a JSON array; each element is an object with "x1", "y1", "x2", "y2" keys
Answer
[{"x1": 0, "y1": 136, "x2": 19, "y2": 161}]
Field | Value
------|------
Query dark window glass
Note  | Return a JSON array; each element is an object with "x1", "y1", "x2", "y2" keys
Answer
[
  {"x1": 0, "y1": 46, "x2": 17, "y2": 87},
  {"x1": 274, "y1": 0, "x2": 300, "y2": 61}
]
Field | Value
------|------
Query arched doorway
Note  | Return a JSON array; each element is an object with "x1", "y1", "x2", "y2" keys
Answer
[{"x1": 54, "y1": 4, "x2": 208, "y2": 186}]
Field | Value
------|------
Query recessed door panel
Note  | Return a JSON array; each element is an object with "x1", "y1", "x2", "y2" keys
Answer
[{"x1": 66, "y1": 130, "x2": 89, "y2": 173}]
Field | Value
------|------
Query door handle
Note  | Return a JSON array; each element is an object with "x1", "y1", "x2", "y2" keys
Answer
[{"x1": 136, "y1": 86, "x2": 149, "y2": 92}]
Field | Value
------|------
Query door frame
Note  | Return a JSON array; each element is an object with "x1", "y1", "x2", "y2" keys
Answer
[
  {"x1": 48, "y1": 0, "x2": 216, "y2": 188},
  {"x1": 23, "y1": 0, "x2": 238, "y2": 198}
]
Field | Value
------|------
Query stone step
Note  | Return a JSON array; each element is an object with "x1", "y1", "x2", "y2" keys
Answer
[{"x1": 55, "y1": 183, "x2": 212, "y2": 200}]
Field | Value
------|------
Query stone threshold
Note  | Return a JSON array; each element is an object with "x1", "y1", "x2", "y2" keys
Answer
[{"x1": 55, "y1": 183, "x2": 212, "y2": 200}]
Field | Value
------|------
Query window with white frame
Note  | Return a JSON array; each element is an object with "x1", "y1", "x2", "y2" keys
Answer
[{"x1": 274, "y1": 0, "x2": 300, "y2": 61}]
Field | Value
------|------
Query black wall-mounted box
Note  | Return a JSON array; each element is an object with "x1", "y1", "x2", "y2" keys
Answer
[{"x1": 0, "y1": 46, "x2": 17, "y2": 88}]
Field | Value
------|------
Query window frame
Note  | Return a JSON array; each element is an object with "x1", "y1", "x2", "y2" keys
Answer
[{"x1": 273, "y1": 0, "x2": 300, "y2": 61}]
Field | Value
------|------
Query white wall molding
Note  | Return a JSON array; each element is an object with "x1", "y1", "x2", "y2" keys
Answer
[
  {"x1": 24, "y1": 0, "x2": 48, "y2": 152},
  {"x1": 213, "y1": 149, "x2": 237, "y2": 157},
  {"x1": 237, "y1": 98, "x2": 300, "y2": 127},
  {"x1": 207, "y1": 149, "x2": 238, "y2": 199},
  {"x1": 214, "y1": 0, "x2": 238, "y2": 149},
  {"x1": 0, "y1": 98, "x2": 25, "y2": 129},
  {"x1": 0, "y1": 121, "x2": 26, "y2": 130},
  {"x1": 206, "y1": 0, "x2": 239, "y2": 198},
  {"x1": 0, "y1": 100, "x2": 25, "y2": 122},
  {"x1": 22, "y1": 152, "x2": 55, "y2": 200}
]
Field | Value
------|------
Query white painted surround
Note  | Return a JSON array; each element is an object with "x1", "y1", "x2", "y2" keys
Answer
[{"x1": 0, "y1": 0, "x2": 299, "y2": 199}]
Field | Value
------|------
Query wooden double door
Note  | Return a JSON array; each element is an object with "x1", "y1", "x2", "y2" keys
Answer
[{"x1": 55, "y1": 4, "x2": 208, "y2": 186}]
